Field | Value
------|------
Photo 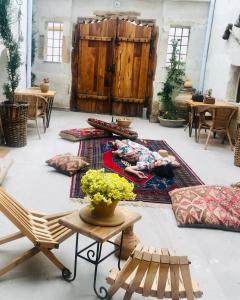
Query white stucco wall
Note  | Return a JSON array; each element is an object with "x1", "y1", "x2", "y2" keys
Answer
[
  {"x1": 204, "y1": 0, "x2": 240, "y2": 101},
  {"x1": 32, "y1": 0, "x2": 210, "y2": 109},
  {"x1": 0, "y1": 0, "x2": 28, "y2": 100}
]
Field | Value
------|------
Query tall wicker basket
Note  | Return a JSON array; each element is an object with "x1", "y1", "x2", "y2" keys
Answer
[
  {"x1": 0, "y1": 102, "x2": 29, "y2": 147},
  {"x1": 234, "y1": 124, "x2": 240, "y2": 167}
]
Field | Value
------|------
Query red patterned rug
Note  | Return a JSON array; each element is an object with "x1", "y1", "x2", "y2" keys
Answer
[{"x1": 70, "y1": 138, "x2": 204, "y2": 205}]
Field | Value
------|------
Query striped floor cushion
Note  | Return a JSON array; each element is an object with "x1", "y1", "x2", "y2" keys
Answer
[
  {"x1": 59, "y1": 128, "x2": 112, "y2": 141},
  {"x1": 169, "y1": 185, "x2": 240, "y2": 232}
]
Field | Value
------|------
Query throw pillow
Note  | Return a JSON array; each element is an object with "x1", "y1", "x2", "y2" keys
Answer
[
  {"x1": 169, "y1": 185, "x2": 240, "y2": 232},
  {"x1": 59, "y1": 128, "x2": 112, "y2": 142},
  {"x1": 46, "y1": 153, "x2": 89, "y2": 176},
  {"x1": 87, "y1": 118, "x2": 138, "y2": 139}
]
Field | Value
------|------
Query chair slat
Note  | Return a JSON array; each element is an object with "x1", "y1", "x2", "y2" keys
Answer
[
  {"x1": 107, "y1": 246, "x2": 203, "y2": 300},
  {"x1": 0, "y1": 188, "x2": 74, "y2": 278}
]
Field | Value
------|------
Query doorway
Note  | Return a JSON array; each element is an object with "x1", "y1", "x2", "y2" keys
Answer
[{"x1": 70, "y1": 15, "x2": 157, "y2": 117}]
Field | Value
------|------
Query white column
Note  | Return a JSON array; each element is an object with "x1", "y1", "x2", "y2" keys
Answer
[{"x1": 26, "y1": 0, "x2": 33, "y2": 87}]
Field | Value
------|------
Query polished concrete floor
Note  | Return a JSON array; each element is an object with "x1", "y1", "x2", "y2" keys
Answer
[{"x1": 1, "y1": 110, "x2": 240, "y2": 300}]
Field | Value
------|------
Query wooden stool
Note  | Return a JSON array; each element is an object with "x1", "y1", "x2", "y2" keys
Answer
[{"x1": 107, "y1": 244, "x2": 203, "y2": 300}]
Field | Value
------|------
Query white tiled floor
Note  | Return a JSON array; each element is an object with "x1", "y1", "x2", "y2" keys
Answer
[{"x1": 1, "y1": 110, "x2": 240, "y2": 300}]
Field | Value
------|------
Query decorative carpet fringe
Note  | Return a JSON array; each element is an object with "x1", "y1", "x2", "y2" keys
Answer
[{"x1": 70, "y1": 197, "x2": 172, "y2": 209}]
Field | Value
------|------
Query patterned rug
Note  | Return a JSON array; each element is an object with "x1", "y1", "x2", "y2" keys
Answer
[{"x1": 70, "y1": 138, "x2": 204, "y2": 205}]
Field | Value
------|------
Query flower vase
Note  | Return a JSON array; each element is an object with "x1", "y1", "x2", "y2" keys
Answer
[
  {"x1": 79, "y1": 200, "x2": 125, "y2": 227},
  {"x1": 40, "y1": 82, "x2": 49, "y2": 93}
]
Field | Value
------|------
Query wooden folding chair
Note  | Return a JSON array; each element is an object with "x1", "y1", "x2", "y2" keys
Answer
[
  {"x1": 0, "y1": 188, "x2": 74, "y2": 278},
  {"x1": 107, "y1": 244, "x2": 203, "y2": 300}
]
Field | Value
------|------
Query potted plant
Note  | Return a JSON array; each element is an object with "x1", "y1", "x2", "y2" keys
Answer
[
  {"x1": 203, "y1": 89, "x2": 215, "y2": 104},
  {"x1": 0, "y1": 0, "x2": 28, "y2": 147},
  {"x1": 158, "y1": 40, "x2": 186, "y2": 127},
  {"x1": 79, "y1": 169, "x2": 136, "y2": 226},
  {"x1": 40, "y1": 77, "x2": 50, "y2": 93}
]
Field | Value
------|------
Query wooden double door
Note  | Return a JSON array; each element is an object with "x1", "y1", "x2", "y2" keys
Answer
[{"x1": 71, "y1": 16, "x2": 156, "y2": 117}]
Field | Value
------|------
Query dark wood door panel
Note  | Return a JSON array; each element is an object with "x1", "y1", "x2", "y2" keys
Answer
[{"x1": 71, "y1": 17, "x2": 156, "y2": 116}]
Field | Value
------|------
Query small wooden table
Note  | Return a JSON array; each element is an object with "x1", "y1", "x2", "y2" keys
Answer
[
  {"x1": 15, "y1": 89, "x2": 56, "y2": 128},
  {"x1": 59, "y1": 208, "x2": 141, "y2": 299},
  {"x1": 184, "y1": 99, "x2": 238, "y2": 141}
]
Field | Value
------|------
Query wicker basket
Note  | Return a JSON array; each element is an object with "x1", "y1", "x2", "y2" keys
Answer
[
  {"x1": 234, "y1": 125, "x2": 240, "y2": 167},
  {"x1": 0, "y1": 102, "x2": 29, "y2": 147}
]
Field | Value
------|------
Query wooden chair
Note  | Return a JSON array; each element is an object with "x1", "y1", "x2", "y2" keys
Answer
[
  {"x1": 107, "y1": 244, "x2": 202, "y2": 300},
  {"x1": 15, "y1": 94, "x2": 48, "y2": 139},
  {"x1": 197, "y1": 106, "x2": 236, "y2": 150},
  {"x1": 0, "y1": 188, "x2": 74, "y2": 278},
  {"x1": 184, "y1": 107, "x2": 212, "y2": 138}
]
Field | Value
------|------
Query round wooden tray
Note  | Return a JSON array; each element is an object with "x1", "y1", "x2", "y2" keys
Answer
[{"x1": 79, "y1": 206, "x2": 125, "y2": 227}]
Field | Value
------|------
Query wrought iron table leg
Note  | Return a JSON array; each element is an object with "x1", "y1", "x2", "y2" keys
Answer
[
  {"x1": 62, "y1": 233, "x2": 79, "y2": 282},
  {"x1": 92, "y1": 242, "x2": 109, "y2": 299},
  {"x1": 46, "y1": 96, "x2": 54, "y2": 128},
  {"x1": 63, "y1": 231, "x2": 124, "y2": 299},
  {"x1": 193, "y1": 107, "x2": 198, "y2": 142}
]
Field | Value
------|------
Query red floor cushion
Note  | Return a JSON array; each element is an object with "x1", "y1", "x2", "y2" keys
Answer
[
  {"x1": 59, "y1": 128, "x2": 112, "y2": 142},
  {"x1": 169, "y1": 185, "x2": 240, "y2": 232},
  {"x1": 87, "y1": 118, "x2": 138, "y2": 139}
]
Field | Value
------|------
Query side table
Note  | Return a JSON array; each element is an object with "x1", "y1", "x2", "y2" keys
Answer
[
  {"x1": 15, "y1": 89, "x2": 56, "y2": 128},
  {"x1": 59, "y1": 208, "x2": 141, "y2": 299}
]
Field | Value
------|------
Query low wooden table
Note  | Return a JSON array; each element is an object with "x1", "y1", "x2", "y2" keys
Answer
[
  {"x1": 59, "y1": 208, "x2": 141, "y2": 299},
  {"x1": 15, "y1": 88, "x2": 56, "y2": 128}
]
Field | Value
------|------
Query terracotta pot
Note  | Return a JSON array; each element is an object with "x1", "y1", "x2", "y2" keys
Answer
[
  {"x1": 39, "y1": 82, "x2": 49, "y2": 93},
  {"x1": 184, "y1": 79, "x2": 193, "y2": 88},
  {"x1": 158, "y1": 116, "x2": 185, "y2": 128},
  {"x1": 92, "y1": 201, "x2": 118, "y2": 218},
  {"x1": 79, "y1": 200, "x2": 125, "y2": 226}
]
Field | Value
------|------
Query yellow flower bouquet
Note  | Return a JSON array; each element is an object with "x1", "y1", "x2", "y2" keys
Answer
[{"x1": 81, "y1": 169, "x2": 136, "y2": 207}]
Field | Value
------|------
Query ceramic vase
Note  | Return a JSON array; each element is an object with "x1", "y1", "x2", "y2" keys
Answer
[{"x1": 40, "y1": 82, "x2": 49, "y2": 93}]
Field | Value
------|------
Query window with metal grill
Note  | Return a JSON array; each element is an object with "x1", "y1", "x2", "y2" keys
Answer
[
  {"x1": 46, "y1": 22, "x2": 63, "y2": 63},
  {"x1": 166, "y1": 27, "x2": 190, "y2": 66}
]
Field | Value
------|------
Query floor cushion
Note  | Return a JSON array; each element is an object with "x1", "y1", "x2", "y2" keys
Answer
[
  {"x1": 46, "y1": 153, "x2": 89, "y2": 176},
  {"x1": 87, "y1": 118, "x2": 138, "y2": 139},
  {"x1": 169, "y1": 185, "x2": 240, "y2": 232},
  {"x1": 59, "y1": 128, "x2": 112, "y2": 142}
]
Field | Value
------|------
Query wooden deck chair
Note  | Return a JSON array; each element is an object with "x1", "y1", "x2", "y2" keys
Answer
[
  {"x1": 0, "y1": 188, "x2": 74, "y2": 278},
  {"x1": 107, "y1": 244, "x2": 203, "y2": 300}
]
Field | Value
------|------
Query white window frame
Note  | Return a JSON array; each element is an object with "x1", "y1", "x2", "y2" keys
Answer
[
  {"x1": 45, "y1": 21, "x2": 63, "y2": 63},
  {"x1": 166, "y1": 26, "x2": 190, "y2": 67}
]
